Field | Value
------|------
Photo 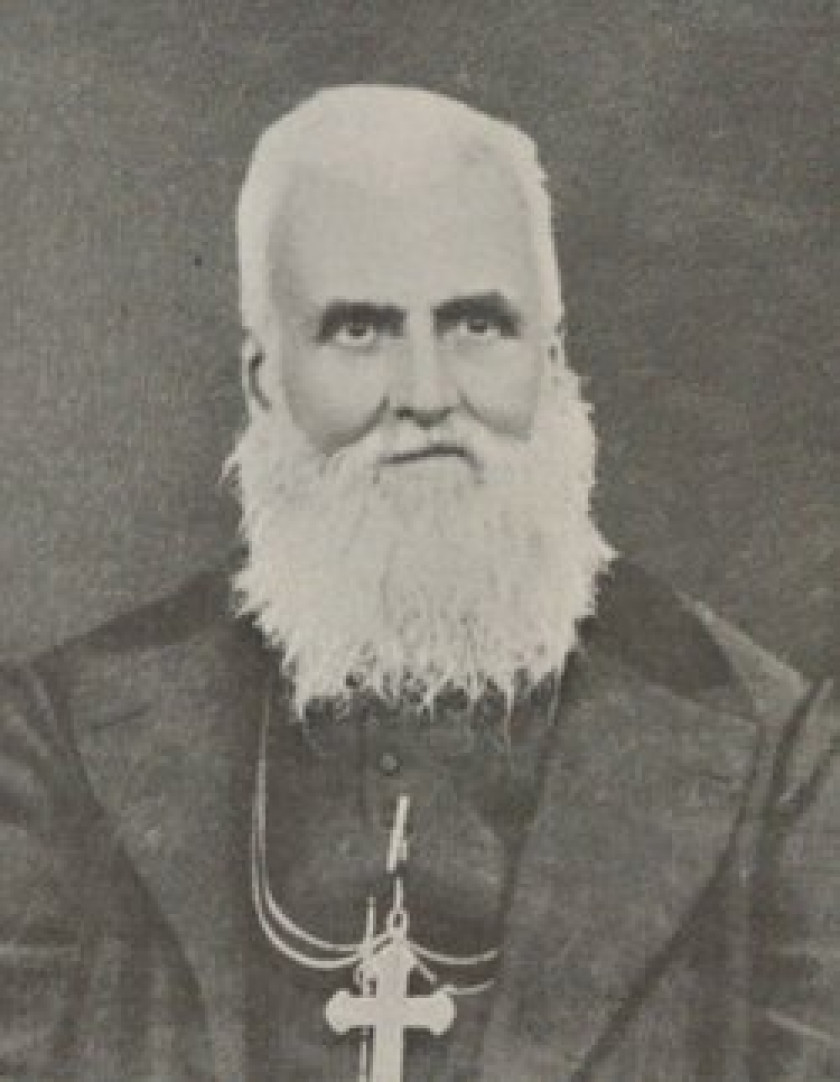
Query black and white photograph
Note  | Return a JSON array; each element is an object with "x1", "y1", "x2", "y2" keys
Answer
[{"x1": 1, "y1": 4, "x2": 838, "y2": 1079}]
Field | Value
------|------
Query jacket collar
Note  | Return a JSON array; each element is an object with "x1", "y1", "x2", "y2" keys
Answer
[{"x1": 62, "y1": 561, "x2": 759, "y2": 1080}]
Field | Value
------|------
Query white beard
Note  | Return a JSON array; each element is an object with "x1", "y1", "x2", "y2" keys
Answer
[{"x1": 225, "y1": 357, "x2": 613, "y2": 715}]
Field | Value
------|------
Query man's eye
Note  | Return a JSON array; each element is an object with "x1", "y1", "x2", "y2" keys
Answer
[
  {"x1": 332, "y1": 321, "x2": 378, "y2": 348},
  {"x1": 455, "y1": 316, "x2": 502, "y2": 341}
]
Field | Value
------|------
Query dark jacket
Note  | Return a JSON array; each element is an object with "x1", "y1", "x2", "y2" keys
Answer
[{"x1": 0, "y1": 560, "x2": 837, "y2": 1081}]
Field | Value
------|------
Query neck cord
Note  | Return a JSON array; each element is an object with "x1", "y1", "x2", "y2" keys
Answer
[{"x1": 250, "y1": 684, "x2": 500, "y2": 993}]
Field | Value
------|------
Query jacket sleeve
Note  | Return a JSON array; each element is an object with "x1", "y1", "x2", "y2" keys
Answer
[
  {"x1": 752, "y1": 678, "x2": 840, "y2": 1080},
  {"x1": 0, "y1": 661, "x2": 91, "y2": 1080}
]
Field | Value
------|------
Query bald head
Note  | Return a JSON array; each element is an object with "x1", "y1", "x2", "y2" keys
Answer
[{"x1": 236, "y1": 85, "x2": 561, "y2": 346}]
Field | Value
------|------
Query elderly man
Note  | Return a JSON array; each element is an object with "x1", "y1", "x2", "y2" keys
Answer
[{"x1": 1, "y1": 85, "x2": 837, "y2": 1082}]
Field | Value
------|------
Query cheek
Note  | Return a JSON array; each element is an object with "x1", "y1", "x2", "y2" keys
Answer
[
  {"x1": 458, "y1": 345, "x2": 543, "y2": 438},
  {"x1": 282, "y1": 348, "x2": 389, "y2": 454}
]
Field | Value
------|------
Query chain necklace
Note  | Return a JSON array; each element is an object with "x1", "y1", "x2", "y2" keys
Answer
[{"x1": 250, "y1": 686, "x2": 500, "y2": 993}]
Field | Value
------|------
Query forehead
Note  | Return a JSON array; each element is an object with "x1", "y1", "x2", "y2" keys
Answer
[{"x1": 270, "y1": 158, "x2": 541, "y2": 313}]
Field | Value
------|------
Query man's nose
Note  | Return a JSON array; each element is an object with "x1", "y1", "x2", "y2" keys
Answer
[{"x1": 391, "y1": 322, "x2": 459, "y2": 426}]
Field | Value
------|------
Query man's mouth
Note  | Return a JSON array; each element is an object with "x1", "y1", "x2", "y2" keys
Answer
[{"x1": 379, "y1": 443, "x2": 475, "y2": 467}]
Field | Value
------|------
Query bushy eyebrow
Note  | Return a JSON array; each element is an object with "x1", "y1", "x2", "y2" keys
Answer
[
  {"x1": 434, "y1": 292, "x2": 522, "y2": 336},
  {"x1": 316, "y1": 301, "x2": 405, "y2": 342},
  {"x1": 315, "y1": 292, "x2": 522, "y2": 342}
]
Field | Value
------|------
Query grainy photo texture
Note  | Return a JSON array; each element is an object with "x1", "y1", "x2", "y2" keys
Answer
[{"x1": 1, "y1": 5, "x2": 838, "y2": 1081}]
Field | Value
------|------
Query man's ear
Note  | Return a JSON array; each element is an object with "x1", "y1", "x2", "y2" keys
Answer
[
  {"x1": 548, "y1": 315, "x2": 566, "y2": 364},
  {"x1": 241, "y1": 332, "x2": 272, "y2": 411}
]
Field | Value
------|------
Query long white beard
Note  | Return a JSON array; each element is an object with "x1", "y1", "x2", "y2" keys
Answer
[{"x1": 226, "y1": 358, "x2": 612, "y2": 715}]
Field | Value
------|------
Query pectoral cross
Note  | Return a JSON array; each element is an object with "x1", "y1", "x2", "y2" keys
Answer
[
  {"x1": 326, "y1": 936, "x2": 455, "y2": 1082},
  {"x1": 324, "y1": 795, "x2": 456, "y2": 1082}
]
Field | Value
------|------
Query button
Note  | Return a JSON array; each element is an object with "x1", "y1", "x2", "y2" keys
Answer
[{"x1": 377, "y1": 750, "x2": 401, "y2": 777}]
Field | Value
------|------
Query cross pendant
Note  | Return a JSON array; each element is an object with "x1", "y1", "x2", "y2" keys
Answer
[{"x1": 326, "y1": 937, "x2": 456, "y2": 1082}]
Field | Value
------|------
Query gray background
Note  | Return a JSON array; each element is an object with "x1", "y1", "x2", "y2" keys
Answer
[{"x1": 2, "y1": 1, "x2": 837, "y2": 676}]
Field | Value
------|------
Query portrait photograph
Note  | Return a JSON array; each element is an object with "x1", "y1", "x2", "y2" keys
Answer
[{"x1": 1, "y1": 3, "x2": 837, "y2": 1080}]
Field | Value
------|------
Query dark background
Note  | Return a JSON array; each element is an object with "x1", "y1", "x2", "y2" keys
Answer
[{"x1": 2, "y1": 2, "x2": 837, "y2": 676}]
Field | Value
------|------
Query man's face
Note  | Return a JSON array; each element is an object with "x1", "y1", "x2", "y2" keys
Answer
[
  {"x1": 264, "y1": 161, "x2": 548, "y2": 459},
  {"x1": 230, "y1": 140, "x2": 609, "y2": 709}
]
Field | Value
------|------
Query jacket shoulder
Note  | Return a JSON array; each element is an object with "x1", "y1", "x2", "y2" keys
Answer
[
  {"x1": 66, "y1": 564, "x2": 236, "y2": 655},
  {"x1": 22, "y1": 564, "x2": 263, "y2": 740},
  {"x1": 588, "y1": 559, "x2": 767, "y2": 719}
]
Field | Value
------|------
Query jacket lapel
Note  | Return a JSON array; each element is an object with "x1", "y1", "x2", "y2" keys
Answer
[
  {"x1": 65, "y1": 613, "x2": 267, "y2": 1082},
  {"x1": 479, "y1": 644, "x2": 761, "y2": 1081}
]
